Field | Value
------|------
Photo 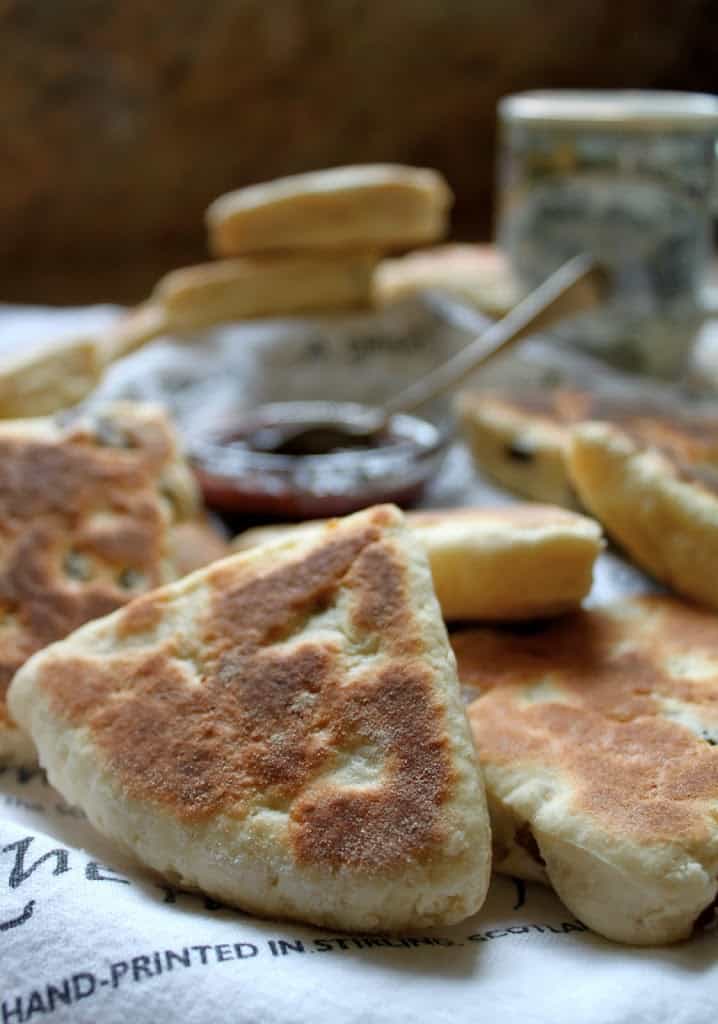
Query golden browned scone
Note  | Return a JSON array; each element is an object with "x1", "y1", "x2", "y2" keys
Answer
[
  {"x1": 373, "y1": 243, "x2": 520, "y2": 317},
  {"x1": 0, "y1": 337, "x2": 103, "y2": 419},
  {"x1": 455, "y1": 595, "x2": 718, "y2": 945},
  {"x1": 206, "y1": 165, "x2": 452, "y2": 258},
  {"x1": 233, "y1": 505, "x2": 603, "y2": 622},
  {"x1": 153, "y1": 252, "x2": 379, "y2": 331},
  {"x1": 0, "y1": 403, "x2": 200, "y2": 763},
  {"x1": 568, "y1": 420, "x2": 718, "y2": 611},
  {"x1": 9, "y1": 505, "x2": 491, "y2": 931},
  {"x1": 457, "y1": 388, "x2": 718, "y2": 508},
  {"x1": 167, "y1": 520, "x2": 229, "y2": 578}
]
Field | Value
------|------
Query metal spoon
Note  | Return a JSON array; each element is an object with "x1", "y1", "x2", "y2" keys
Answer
[{"x1": 245, "y1": 253, "x2": 609, "y2": 455}]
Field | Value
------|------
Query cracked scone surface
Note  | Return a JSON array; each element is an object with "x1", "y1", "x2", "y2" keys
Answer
[
  {"x1": 0, "y1": 402, "x2": 199, "y2": 763},
  {"x1": 9, "y1": 504, "x2": 490, "y2": 931},
  {"x1": 455, "y1": 596, "x2": 718, "y2": 945}
]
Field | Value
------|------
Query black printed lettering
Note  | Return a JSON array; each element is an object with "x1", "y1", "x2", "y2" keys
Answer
[
  {"x1": 71, "y1": 974, "x2": 95, "y2": 1000},
  {"x1": 485, "y1": 929, "x2": 508, "y2": 940},
  {"x1": 109, "y1": 961, "x2": 128, "y2": 988},
  {"x1": 165, "y1": 948, "x2": 191, "y2": 969},
  {"x1": 1, "y1": 996, "x2": 23, "y2": 1024},
  {"x1": 508, "y1": 926, "x2": 530, "y2": 935},
  {"x1": 277, "y1": 939, "x2": 304, "y2": 955},
  {"x1": 215, "y1": 944, "x2": 233, "y2": 962},
  {"x1": 191, "y1": 945, "x2": 212, "y2": 965},
  {"x1": 313, "y1": 939, "x2": 333, "y2": 952},
  {"x1": 152, "y1": 952, "x2": 163, "y2": 975},
  {"x1": 562, "y1": 921, "x2": 587, "y2": 933},
  {"x1": 131, "y1": 956, "x2": 153, "y2": 981},
  {"x1": 24, "y1": 991, "x2": 45, "y2": 1019},
  {"x1": 0, "y1": 900, "x2": 35, "y2": 932},
  {"x1": 85, "y1": 862, "x2": 129, "y2": 884},
  {"x1": 2, "y1": 838, "x2": 70, "y2": 888},
  {"x1": 46, "y1": 982, "x2": 71, "y2": 1011},
  {"x1": 233, "y1": 943, "x2": 257, "y2": 959}
]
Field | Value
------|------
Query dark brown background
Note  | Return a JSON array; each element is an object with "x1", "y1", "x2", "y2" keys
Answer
[{"x1": 2, "y1": 0, "x2": 716, "y2": 304}]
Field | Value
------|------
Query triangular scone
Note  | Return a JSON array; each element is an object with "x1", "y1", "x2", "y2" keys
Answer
[
  {"x1": 455, "y1": 596, "x2": 718, "y2": 945},
  {"x1": 0, "y1": 402, "x2": 200, "y2": 764},
  {"x1": 9, "y1": 505, "x2": 491, "y2": 931},
  {"x1": 568, "y1": 421, "x2": 718, "y2": 611}
]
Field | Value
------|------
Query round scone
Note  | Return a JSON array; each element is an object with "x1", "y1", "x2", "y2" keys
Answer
[
  {"x1": 152, "y1": 252, "x2": 379, "y2": 332},
  {"x1": 9, "y1": 504, "x2": 491, "y2": 932},
  {"x1": 206, "y1": 164, "x2": 452, "y2": 257},
  {"x1": 568, "y1": 420, "x2": 718, "y2": 611},
  {"x1": 0, "y1": 402, "x2": 200, "y2": 763},
  {"x1": 233, "y1": 504, "x2": 603, "y2": 622},
  {"x1": 455, "y1": 595, "x2": 718, "y2": 946}
]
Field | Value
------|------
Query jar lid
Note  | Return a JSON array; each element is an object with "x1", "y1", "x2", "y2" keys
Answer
[{"x1": 499, "y1": 90, "x2": 718, "y2": 131}]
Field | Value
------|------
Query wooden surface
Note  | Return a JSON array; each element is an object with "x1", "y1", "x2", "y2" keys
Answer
[{"x1": 1, "y1": 0, "x2": 715, "y2": 304}]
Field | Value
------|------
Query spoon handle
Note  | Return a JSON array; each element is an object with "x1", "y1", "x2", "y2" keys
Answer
[{"x1": 382, "y1": 252, "x2": 607, "y2": 418}]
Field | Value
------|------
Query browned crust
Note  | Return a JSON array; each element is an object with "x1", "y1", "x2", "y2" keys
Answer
[
  {"x1": 0, "y1": 408, "x2": 182, "y2": 707},
  {"x1": 38, "y1": 508, "x2": 453, "y2": 872},
  {"x1": 457, "y1": 596, "x2": 718, "y2": 846}
]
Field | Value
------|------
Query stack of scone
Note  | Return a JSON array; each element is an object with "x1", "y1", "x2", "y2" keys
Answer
[
  {"x1": 1, "y1": 164, "x2": 522, "y2": 419},
  {"x1": 0, "y1": 166, "x2": 455, "y2": 417}
]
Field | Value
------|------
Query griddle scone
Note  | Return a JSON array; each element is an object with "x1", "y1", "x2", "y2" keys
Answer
[
  {"x1": 233, "y1": 505, "x2": 604, "y2": 622},
  {"x1": 207, "y1": 165, "x2": 451, "y2": 257},
  {"x1": 0, "y1": 403, "x2": 200, "y2": 763},
  {"x1": 455, "y1": 596, "x2": 718, "y2": 946},
  {"x1": 153, "y1": 252, "x2": 378, "y2": 330},
  {"x1": 9, "y1": 505, "x2": 491, "y2": 931},
  {"x1": 456, "y1": 389, "x2": 718, "y2": 509},
  {"x1": 568, "y1": 421, "x2": 718, "y2": 611},
  {"x1": 373, "y1": 244, "x2": 520, "y2": 317},
  {"x1": 0, "y1": 337, "x2": 102, "y2": 419}
]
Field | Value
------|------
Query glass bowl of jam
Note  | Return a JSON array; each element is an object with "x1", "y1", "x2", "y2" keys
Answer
[{"x1": 188, "y1": 401, "x2": 450, "y2": 522}]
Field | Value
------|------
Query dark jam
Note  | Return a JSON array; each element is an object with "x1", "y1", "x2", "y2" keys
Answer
[{"x1": 189, "y1": 402, "x2": 447, "y2": 523}]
